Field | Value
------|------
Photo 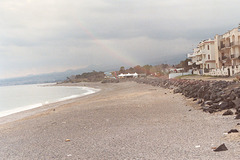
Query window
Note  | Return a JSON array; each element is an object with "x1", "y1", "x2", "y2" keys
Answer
[
  {"x1": 208, "y1": 45, "x2": 209, "y2": 50},
  {"x1": 208, "y1": 55, "x2": 210, "y2": 59}
]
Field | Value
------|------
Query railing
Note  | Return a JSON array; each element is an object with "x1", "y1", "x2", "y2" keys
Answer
[
  {"x1": 230, "y1": 41, "x2": 240, "y2": 46},
  {"x1": 220, "y1": 43, "x2": 231, "y2": 49},
  {"x1": 222, "y1": 56, "x2": 227, "y2": 60}
]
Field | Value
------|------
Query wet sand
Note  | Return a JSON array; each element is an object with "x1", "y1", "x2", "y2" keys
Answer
[{"x1": 0, "y1": 81, "x2": 239, "y2": 159}]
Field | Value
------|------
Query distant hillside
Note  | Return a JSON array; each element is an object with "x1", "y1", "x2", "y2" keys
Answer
[
  {"x1": 63, "y1": 71, "x2": 105, "y2": 83},
  {"x1": 0, "y1": 54, "x2": 185, "y2": 86},
  {"x1": 0, "y1": 64, "x2": 119, "y2": 86}
]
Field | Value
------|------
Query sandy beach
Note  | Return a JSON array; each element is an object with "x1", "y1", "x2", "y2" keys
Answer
[{"x1": 0, "y1": 81, "x2": 240, "y2": 159}]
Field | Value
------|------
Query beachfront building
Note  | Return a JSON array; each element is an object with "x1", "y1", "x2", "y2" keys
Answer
[
  {"x1": 213, "y1": 27, "x2": 240, "y2": 75},
  {"x1": 188, "y1": 26, "x2": 240, "y2": 76},
  {"x1": 188, "y1": 39, "x2": 216, "y2": 75},
  {"x1": 118, "y1": 73, "x2": 138, "y2": 78}
]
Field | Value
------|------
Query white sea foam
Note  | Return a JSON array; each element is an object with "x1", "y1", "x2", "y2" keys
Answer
[{"x1": 0, "y1": 103, "x2": 43, "y2": 118}]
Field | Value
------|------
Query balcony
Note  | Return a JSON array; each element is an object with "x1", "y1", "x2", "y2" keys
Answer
[
  {"x1": 196, "y1": 60, "x2": 203, "y2": 65},
  {"x1": 187, "y1": 53, "x2": 195, "y2": 58},
  {"x1": 220, "y1": 44, "x2": 231, "y2": 50},
  {"x1": 188, "y1": 61, "x2": 193, "y2": 65},
  {"x1": 230, "y1": 41, "x2": 240, "y2": 47}
]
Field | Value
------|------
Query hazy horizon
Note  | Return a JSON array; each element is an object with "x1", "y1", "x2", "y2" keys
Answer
[{"x1": 1, "y1": 0, "x2": 240, "y2": 79}]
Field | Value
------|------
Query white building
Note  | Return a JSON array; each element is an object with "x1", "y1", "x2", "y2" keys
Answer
[
  {"x1": 188, "y1": 39, "x2": 215, "y2": 75},
  {"x1": 188, "y1": 26, "x2": 240, "y2": 76}
]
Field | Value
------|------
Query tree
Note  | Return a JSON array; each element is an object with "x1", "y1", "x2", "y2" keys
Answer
[
  {"x1": 134, "y1": 65, "x2": 145, "y2": 74},
  {"x1": 143, "y1": 65, "x2": 152, "y2": 75},
  {"x1": 119, "y1": 66, "x2": 125, "y2": 74},
  {"x1": 177, "y1": 58, "x2": 191, "y2": 72}
]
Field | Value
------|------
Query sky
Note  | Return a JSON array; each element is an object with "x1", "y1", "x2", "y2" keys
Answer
[{"x1": 0, "y1": 0, "x2": 240, "y2": 79}]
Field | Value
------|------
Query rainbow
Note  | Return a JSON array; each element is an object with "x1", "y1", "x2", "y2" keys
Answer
[{"x1": 77, "y1": 22, "x2": 140, "y2": 67}]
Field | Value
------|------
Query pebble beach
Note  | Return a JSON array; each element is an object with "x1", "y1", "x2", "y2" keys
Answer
[{"x1": 0, "y1": 81, "x2": 240, "y2": 159}]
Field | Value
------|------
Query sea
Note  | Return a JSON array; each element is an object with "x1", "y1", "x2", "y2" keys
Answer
[{"x1": 0, "y1": 83, "x2": 99, "y2": 118}]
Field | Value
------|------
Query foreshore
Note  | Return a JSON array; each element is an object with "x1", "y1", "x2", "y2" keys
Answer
[{"x1": 0, "y1": 81, "x2": 240, "y2": 159}]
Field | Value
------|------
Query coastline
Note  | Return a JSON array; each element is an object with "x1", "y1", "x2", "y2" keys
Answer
[
  {"x1": 0, "y1": 83, "x2": 101, "y2": 125},
  {"x1": 0, "y1": 81, "x2": 239, "y2": 159}
]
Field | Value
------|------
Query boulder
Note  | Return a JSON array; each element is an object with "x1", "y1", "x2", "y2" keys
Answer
[
  {"x1": 233, "y1": 98, "x2": 240, "y2": 107},
  {"x1": 222, "y1": 110, "x2": 233, "y2": 116},
  {"x1": 205, "y1": 100, "x2": 213, "y2": 105},
  {"x1": 213, "y1": 97, "x2": 222, "y2": 103},
  {"x1": 235, "y1": 114, "x2": 240, "y2": 119},
  {"x1": 197, "y1": 100, "x2": 203, "y2": 104},
  {"x1": 218, "y1": 101, "x2": 229, "y2": 110}
]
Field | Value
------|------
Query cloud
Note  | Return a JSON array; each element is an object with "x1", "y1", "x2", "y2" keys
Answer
[{"x1": 0, "y1": 0, "x2": 240, "y2": 79}]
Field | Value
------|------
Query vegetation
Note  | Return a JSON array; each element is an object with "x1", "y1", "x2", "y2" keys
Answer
[
  {"x1": 175, "y1": 58, "x2": 192, "y2": 72},
  {"x1": 116, "y1": 64, "x2": 171, "y2": 76},
  {"x1": 64, "y1": 71, "x2": 105, "y2": 83}
]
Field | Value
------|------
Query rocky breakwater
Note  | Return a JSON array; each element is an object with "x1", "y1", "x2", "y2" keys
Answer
[{"x1": 134, "y1": 78, "x2": 240, "y2": 118}]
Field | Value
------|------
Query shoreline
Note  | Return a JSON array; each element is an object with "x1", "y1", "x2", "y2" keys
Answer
[
  {"x1": 0, "y1": 83, "x2": 101, "y2": 125},
  {"x1": 0, "y1": 81, "x2": 239, "y2": 159}
]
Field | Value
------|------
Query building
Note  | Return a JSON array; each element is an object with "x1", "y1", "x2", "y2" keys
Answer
[
  {"x1": 188, "y1": 26, "x2": 240, "y2": 76},
  {"x1": 188, "y1": 39, "x2": 216, "y2": 75},
  {"x1": 118, "y1": 73, "x2": 138, "y2": 78},
  {"x1": 215, "y1": 27, "x2": 240, "y2": 74}
]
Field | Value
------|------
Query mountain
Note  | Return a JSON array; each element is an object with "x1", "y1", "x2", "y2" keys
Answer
[
  {"x1": 0, "y1": 64, "x2": 120, "y2": 86},
  {"x1": 0, "y1": 54, "x2": 185, "y2": 86}
]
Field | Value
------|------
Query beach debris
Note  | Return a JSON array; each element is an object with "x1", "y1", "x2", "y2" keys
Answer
[
  {"x1": 213, "y1": 143, "x2": 228, "y2": 152},
  {"x1": 67, "y1": 154, "x2": 72, "y2": 157},
  {"x1": 53, "y1": 109, "x2": 56, "y2": 111},
  {"x1": 228, "y1": 129, "x2": 239, "y2": 134},
  {"x1": 237, "y1": 123, "x2": 240, "y2": 125},
  {"x1": 65, "y1": 139, "x2": 71, "y2": 142},
  {"x1": 222, "y1": 109, "x2": 233, "y2": 116},
  {"x1": 189, "y1": 109, "x2": 192, "y2": 111},
  {"x1": 195, "y1": 145, "x2": 200, "y2": 148}
]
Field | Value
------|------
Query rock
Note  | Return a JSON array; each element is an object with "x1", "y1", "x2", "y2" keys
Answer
[
  {"x1": 222, "y1": 110, "x2": 233, "y2": 116},
  {"x1": 197, "y1": 100, "x2": 202, "y2": 104},
  {"x1": 202, "y1": 106, "x2": 209, "y2": 112},
  {"x1": 235, "y1": 114, "x2": 240, "y2": 119},
  {"x1": 193, "y1": 98, "x2": 197, "y2": 101},
  {"x1": 213, "y1": 143, "x2": 228, "y2": 152},
  {"x1": 228, "y1": 129, "x2": 239, "y2": 134},
  {"x1": 213, "y1": 98, "x2": 222, "y2": 103},
  {"x1": 233, "y1": 98, "x2": 240, "y2": 107},
  {"x1": 230, "y1": 92, "x2": 237, "y2": 100},
  {"x1": 189, "y1": 109, "x2": 192, "y2": 111},
  {"x1": 237, "y1": 123, "x2": 240, "y2": 125},
  {"x1": 205, "y1": 100, "x2": 213, "y2": 105},
  {"x1": 218, "y1": 101, "x2": 229, "y2": 110}
]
